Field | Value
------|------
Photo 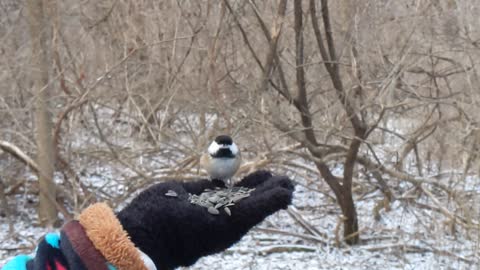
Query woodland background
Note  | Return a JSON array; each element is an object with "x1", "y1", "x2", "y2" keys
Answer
[{"x1": 1, "y1": 0, "x2": 479, "y2": 269}]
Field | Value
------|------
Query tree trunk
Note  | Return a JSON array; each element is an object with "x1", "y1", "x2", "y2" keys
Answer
[
  {"x1": 0, "y1": 177, "x2": 13, "y2": 233},
  {"x1": 339, "y1": 191, "x2": 359, "y2": 244},
  {"x1": 27, "y1": 0, "x2": 58, "y2": 227},
  {"x1": 315, "y1": 162, "x2": 360, "y2": 244}
]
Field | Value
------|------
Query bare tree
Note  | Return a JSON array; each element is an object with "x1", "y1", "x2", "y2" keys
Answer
[
  {"x1": 2, "y1": 1, "x2": 480, "y2": 263},
  {"x1": 27, "y1": 0, "x2": 57, "y2": 226},
  {"x1": 226, "y1": 0, "x2": 366, "y2": 244}
]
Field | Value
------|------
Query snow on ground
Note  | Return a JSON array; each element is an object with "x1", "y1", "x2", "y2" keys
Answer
[
  {"x1": 188, "y1": 183, "x2": 477, "y2": 270},
  {"x1": 1, "y1": 177, "x2": 478, "y2": 269},
  {"x1": 1, "y1": 110, "x2": 478, "y2": 269}
]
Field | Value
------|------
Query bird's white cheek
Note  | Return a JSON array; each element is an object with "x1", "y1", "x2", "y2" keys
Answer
[
  {"x1": 208, "y1": 141, "x2": 220, "y2": 155},
  {"x1": 230, "y1": 143, "x2": 239, "y2": 155}
]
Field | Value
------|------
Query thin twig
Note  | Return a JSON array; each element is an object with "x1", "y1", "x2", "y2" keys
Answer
[
  {"x1": 255, "y1": 227, "x2": 328, "y2": 245},
  {"x1": 287, "y1": 206, "x2": 328, "y2": 239}
]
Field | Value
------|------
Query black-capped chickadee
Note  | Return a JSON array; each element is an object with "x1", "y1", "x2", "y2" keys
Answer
[{"x1": 200, "y1": 135, "x2": 241, "y2": 187}]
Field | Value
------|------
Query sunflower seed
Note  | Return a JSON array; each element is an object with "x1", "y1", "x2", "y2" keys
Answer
[
  {"x1": 208, "y1": 206, "x2": 220, "y2": 215},
  {"x1": 208, "y1": 196, "x2": 219, "y2": 203},
  {"x1": 188, "y1": 186, "x2": 255, "y2": 215},
  {"x1": 165, "y1": 190, "x2": 178, "y2": 197}
]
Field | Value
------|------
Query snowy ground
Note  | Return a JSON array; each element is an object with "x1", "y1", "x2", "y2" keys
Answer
[
  {"x1": 1, "y1": 110, "x2": 478, "y2": 269},
  {"x1": 1, "y1": 178, "x2": 477, "y2": 269},
  {"x1": 189, "y1": 183, "x2": 477, "y2": 270}
]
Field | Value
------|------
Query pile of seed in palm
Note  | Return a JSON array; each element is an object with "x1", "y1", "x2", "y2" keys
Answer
[{"x1": 188, "y1": 186, "x2": 255, "y2": 216}]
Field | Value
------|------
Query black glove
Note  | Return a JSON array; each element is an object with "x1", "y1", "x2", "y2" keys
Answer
[{"x1": 117, "y1": 170, "x2": 294, "y2": 270}]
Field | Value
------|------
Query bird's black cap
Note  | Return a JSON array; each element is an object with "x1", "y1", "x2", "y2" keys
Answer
[{"x1": 214, "y1": 135, "x2": 233, "y2": 145}]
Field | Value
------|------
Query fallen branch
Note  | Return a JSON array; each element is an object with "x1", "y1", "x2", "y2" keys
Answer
[
  {"x1": 420, "y1": 185, "x2": 478, "y2": 227},
  {"x1": 0, "y1": 140, "x2": 73, "y2": 220},
  {"x1": 359, "y1": 242, "x2": 430, "y2": 253},
  {"x1": 419, "y1": 240, "x2": 474, "y2": 264},
  {"x1": 255, "y1": 227, "x2": 328, "y2": 245},
  {"x1": 0, "y1": 141, "x2": 39, "y2": 172},
  {"x1": 287, "y1": 206, "x2": 328, "y2": 239},
  {"x1": 358, "y1": 242, "x2": 474, "y2": 264},
  {"x1": 258, "y1": 244, "x2": 318, "y2": 255},
  {"x1": 0, "y1": 246, "x2": 35, "y2": 251}
]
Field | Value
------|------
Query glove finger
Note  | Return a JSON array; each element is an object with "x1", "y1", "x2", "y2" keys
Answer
[
  {"x1": 235, "y1": 170, "x2": 273, "y2": 188},
  {"x1": 250, "y1": 176, "x2": 294, "y2": 195},
  {"x1": 229, "y1": 186, "x2": 293, "y2": 227},
  {"x1": 181, "y1": 179, "x2": 219, "y2": 195},
  {"x1": 148, "y1": 181, "x2": 186, "y2": 194},
  {"x1": 270, "y1": 176, "x2": 294, "y2": 191}
]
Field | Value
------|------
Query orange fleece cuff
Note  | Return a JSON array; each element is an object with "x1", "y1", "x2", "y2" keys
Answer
[{"x1": 78, "y1": 203, "x2": 148, "y2": 270}]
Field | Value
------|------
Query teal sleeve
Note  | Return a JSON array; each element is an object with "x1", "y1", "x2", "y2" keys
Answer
[{"x1": 2, "y1": 254, "x2": 32, "y2": 270}]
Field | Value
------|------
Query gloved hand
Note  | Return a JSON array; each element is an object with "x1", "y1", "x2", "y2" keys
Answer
[
  {"x1": 118, "y1": 170, "x2": 294, "y2": 270},
  {"x1": 2, "y1": 170, "x2": 294, "y2": 270}
]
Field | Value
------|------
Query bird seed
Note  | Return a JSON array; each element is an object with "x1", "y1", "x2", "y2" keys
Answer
[
  {"x1": 188, "y1": 186, "x2": 255, "y2": 216},
  {"x1": 165, "y1": 190, "x2": 178, "y2": 197}
]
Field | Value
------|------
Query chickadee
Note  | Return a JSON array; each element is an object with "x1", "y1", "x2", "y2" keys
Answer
[{"x1": 200, "y1": 135, "x2": 241, "y2": 187}]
